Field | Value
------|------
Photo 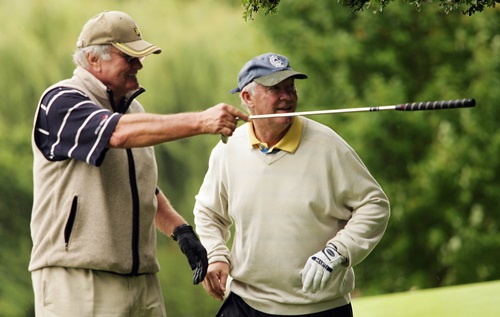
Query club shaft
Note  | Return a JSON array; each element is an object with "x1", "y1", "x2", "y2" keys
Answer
[
  {"x1": 249, "y1": 98, "x2": 475, "y2": 119},
  {"x1": 221, "y1": 98, "x2": 475, "y2": 143}
]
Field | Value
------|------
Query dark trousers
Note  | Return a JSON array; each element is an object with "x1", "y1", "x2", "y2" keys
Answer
[{"x1": 216, "y1": 292, "x2": 354, "y2": 317}]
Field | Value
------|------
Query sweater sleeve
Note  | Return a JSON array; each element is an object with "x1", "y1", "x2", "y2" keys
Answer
[
  {"x1": 193, "y1": 144, "x2": 233, "y2": 265},
  {"x1": 329, "y1": 140, "x2": 391, "y2": 267}
]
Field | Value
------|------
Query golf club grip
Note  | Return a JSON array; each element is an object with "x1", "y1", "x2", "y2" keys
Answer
[{"x1": 395, "y1": 99, "x2": 475, "y2": 111}]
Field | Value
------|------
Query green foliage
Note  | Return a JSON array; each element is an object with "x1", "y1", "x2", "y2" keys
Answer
[
  {"x1": 2, "y1": 0, "x2": 500, "y2": 316},
  {"x1": 257, "y1": 1, "x2": 500, "y2": 294},
  {"x1": 242, "y1": 0, "x2": 499, "y2": 18},
  {"x1": 156, "y1": 236, "x2": 221, "y2": 315},
  {"x1": 241, "y1": 0, "x2": 281, "y2": 20}
]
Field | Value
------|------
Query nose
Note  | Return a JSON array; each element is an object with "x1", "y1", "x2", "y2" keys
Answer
[
  {"x1": 132, "y1": 58, "x2": 143, "y2": 70},
  {"x1": 279, "y1": 87, "x2": 295, "y2": 100}
]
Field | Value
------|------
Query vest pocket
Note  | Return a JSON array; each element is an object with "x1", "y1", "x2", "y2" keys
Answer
[{"x1": 64, "y1": 196, "x2": 78, "y2": 251}]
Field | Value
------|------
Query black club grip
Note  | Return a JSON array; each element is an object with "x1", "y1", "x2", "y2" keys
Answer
[{"x1": 395, "y1": 99, "x2": 476, "y2": 111}]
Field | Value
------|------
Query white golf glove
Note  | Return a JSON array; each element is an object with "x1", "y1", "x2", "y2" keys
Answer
[{"x1": 300, "y1": 243, "x2": 347, "y2": 293}]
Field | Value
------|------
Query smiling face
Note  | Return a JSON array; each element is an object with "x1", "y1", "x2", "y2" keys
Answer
[
  {"x1": 242, "y1": 77, "x2": 298, "y2": 144},
  {"x1": 87, "y1": 47, "x2": 144, "y2": 103}
]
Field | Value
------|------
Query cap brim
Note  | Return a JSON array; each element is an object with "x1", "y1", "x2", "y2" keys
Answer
[
  {"x1": 254, "y1": 70, "x2": 307, "y2": 87},
  {"x1": 113, "y1": 40, "x2": 161, "y2": 57},
  {"x1": 230, "y1": 69, "x2": 307, "y2": 94},
  {"x1": 229, "y1": 87, "x2": 241, "y2": 94}
]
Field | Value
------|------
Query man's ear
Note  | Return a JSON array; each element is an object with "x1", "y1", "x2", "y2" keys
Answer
[
  {"x1": 241, "y1": 90, "x2": 253, "y2": 108},
  {"x1": 87, "y1": 53, "x2": 101, "y2": 71}
]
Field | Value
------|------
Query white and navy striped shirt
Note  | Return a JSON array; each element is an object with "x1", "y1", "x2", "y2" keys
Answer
[{"x1": 34, "y1": 87, "x2": 122, "y2": 166}]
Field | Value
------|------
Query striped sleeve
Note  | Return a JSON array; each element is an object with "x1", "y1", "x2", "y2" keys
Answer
[{"x1": 34, "y1": 87, "x2": 122, "y2": 166}]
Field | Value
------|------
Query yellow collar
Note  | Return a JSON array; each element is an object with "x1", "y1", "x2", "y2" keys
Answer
[{"x1": 248, "y1": 117, "x2": 302, "y2": 153}]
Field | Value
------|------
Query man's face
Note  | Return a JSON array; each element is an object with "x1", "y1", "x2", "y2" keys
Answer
[
  {"x1": 248, "y1": 77, "x2": 298, "y2": 127},
  {"x1": 95, "y1": 49, "x2": 143, "y2": 100}
]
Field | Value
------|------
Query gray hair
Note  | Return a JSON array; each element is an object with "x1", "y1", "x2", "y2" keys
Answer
[{"x1": 72, "y1": 45, "x2": 112, "y2": 69}]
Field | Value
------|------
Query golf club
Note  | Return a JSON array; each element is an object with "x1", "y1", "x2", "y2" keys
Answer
[{"x1": 221, "y1": 98, "x2": 475, "y2": 143}]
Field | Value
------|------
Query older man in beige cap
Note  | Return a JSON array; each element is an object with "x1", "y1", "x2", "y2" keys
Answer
[{"x1": 29, "y1": 10, "x2": 248, "y2": 316}]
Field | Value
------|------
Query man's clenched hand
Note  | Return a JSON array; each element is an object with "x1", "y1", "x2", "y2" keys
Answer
[{"x1": 300, "y1": 243, "x2": 347, "y2": 293}]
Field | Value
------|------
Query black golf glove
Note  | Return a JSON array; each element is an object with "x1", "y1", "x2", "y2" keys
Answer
[{"x1": 172, "y1": 224, "x2": 208, "y2": 285}]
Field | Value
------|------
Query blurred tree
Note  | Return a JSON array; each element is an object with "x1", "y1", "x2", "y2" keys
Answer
[
  {"x1": 240, "y1": 0, "x2": 499, "y2": 20},
  {"x1": 257, "y1": 1, "x2": 500, "y2": 294},
  {"x1": 2, "y1": 0, "x2": 499, "y2": 316}
]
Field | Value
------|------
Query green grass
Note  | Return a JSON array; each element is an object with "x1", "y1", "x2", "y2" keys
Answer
[{"x1": 352, "y1": 280, "x2": 500, "y2": 316}]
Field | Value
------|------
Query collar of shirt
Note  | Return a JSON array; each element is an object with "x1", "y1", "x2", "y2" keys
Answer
[{"x1": 248, "y1": 117, "x2": 302, "y2": 153}]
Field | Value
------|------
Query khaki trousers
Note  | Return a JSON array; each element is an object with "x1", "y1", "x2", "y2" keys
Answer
[{"x1": 32, "y1": 267, "x2": 167, "y2": 317}]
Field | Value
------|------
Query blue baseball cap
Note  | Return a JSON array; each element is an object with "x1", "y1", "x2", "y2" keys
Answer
[{"x1": 230, "y1": 53, "x2": 307, "y2": 94}]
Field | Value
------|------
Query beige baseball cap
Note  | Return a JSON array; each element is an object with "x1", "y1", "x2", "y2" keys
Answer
[{"x1": 76, "y1": 11, "x2": 161, "y2": 57}]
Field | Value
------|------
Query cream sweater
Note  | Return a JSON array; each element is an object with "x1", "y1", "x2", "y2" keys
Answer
[{"x1": 194, "y1": 117, "x2": 390, "y2": 315}]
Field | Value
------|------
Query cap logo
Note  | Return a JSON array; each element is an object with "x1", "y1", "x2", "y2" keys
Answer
[
  {"x1": 269, "y1": 55, "x2": 285, "y2": 68},
  {"x1": 134, "y1": 27, "x2": 141, "y2": 36}
]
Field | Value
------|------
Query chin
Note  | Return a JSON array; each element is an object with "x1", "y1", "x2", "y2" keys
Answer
[
  {"x1": 276, "y1": 117, "x2": 293, "y2": 125},
  {"x1": 126, "y1": 82, "x2": 140, "y2": 91}
]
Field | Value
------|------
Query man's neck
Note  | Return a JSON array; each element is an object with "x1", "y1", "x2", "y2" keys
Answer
[{"x1": 252, "y1": 122, "x2": 291, "y2": 148}]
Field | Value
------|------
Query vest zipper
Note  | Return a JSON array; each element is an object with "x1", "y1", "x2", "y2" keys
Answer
[
  {"x1": 64, "y1": 196, "x2": 78, "y2": 251},
  {"x1": 108, "y1": 88, "x2": 145, "y2": 275},
  {"x1": 126, "y1": 149, "x2": 140, "y2": 275}
]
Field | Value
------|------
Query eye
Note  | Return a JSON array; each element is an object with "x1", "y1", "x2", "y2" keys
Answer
[
  {"x1": 266, "y1": 86, "x2": 279, "y2": 93},
  {"x1": 112, "y1": 51, "x2": 145, "y2": 64},
  {"x1": 266, "y1": 83, "x2": 296, "y2": 94}
]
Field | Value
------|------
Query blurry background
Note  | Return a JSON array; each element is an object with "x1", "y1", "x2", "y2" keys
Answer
[{"x1": 0, "y1": 0, "x2": 499, "y2": 316}]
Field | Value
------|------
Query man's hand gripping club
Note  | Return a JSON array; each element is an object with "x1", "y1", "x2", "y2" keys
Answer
[
  {"x1": 172, "y1": 224, "x2": 208, "y2": 285},
  {"x1": 300, "y1": 242, "x2": 347, "y2": 293}
]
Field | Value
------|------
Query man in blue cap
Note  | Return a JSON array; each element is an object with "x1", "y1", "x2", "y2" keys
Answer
[{"x1": 194, "y1": 53, "x2": 390, "y2": 316}]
